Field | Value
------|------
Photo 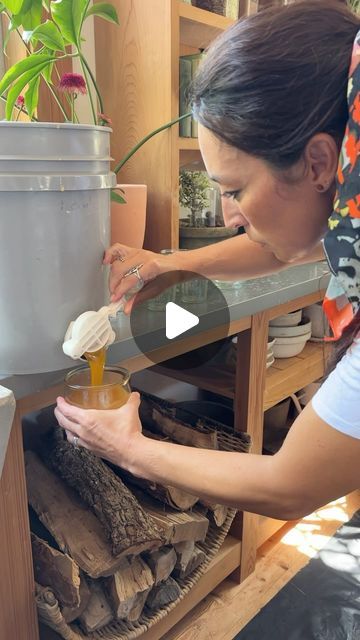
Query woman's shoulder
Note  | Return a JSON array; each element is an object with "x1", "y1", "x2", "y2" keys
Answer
[{"x1": 311, "y1": 336, "x2": 360, "y2": 438}]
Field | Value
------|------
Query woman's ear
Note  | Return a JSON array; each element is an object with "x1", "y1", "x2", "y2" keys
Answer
[{"x1": 304, "y1": 133, "x2": 339, "y2": 192}]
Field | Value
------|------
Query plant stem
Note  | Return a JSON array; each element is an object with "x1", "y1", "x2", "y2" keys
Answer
[
  {"x1": 79, "y1": 56, "x2": 97, "y2": 124},
  {"x1": 80, "y1": 53, "x2": 104, "y2": 115},
  {"x1": 113, "y1": 112, "x2": 192, "y2": 175},
  {"x1": 11, "y1": 22, "x2": 70, "y2": 121}
]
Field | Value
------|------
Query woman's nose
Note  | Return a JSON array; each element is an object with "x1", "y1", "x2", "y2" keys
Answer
[{"x1": 221, "y1": 197, "x2": 241, "y2": 226}]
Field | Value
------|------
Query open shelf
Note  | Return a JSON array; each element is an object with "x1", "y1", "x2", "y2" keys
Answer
[
  {"x1": 154, "y1": 342, "x2": 328, "y2": 412},
  {"x1": 179, "y1": 1, "x2": 234, "y2": 48},
  {"x1": 142, "y1": 535, "x2": 241, "y2": 639}
]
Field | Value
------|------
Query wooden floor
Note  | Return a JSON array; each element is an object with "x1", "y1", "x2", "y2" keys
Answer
[{"x1": 164, "y1": 490, "x2": 360, "y2": 640}]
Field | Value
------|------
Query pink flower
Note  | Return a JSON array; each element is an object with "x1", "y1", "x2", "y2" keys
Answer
[
  {"x1": 15, "y1": 95, "x2": 25, "y2": 108},
  {"x1": 58, "y1": 73, "x2": 87, "y2": 95},
  {"x1": 98, "y1": 112, "x2": 112, "y2": 126}
]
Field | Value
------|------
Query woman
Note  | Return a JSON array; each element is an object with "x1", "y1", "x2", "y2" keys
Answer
[{"x1": 56, "y1": 0, "x2": 360, "y2": 521}]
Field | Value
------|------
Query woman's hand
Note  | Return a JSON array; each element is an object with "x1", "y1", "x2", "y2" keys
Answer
[
  {"x1": 103, "y1": 243, "x2": 184, "y2": 312},
  {"x1": 54, "y1": 392, "x2": 144, "y2": 468}
]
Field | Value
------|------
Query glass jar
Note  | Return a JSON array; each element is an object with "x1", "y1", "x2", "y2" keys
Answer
[{"x1": 64, "y1": 366, "x2": 131, "y2": 409}]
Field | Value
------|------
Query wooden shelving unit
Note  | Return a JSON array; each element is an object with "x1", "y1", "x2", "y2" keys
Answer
[
  {"x1": 155, "y1": 341, "x2": 328, "y2": 411},
  {"x1": 94, "y1": 0, "x2": 236, "y2": 252}
]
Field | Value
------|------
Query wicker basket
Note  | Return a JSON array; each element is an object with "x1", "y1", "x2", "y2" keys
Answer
[{"x1": 36, "y1": 391, "x2": 251, "y2": 639}]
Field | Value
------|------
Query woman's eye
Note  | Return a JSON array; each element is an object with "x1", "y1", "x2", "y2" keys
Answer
[{"x1": 220, "y1": 189, "x2": 241, "y2": 201}]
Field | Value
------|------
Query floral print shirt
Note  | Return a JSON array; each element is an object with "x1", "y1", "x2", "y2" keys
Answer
[{"x1": 324, "y1": 29, "x2": 360, "y2": 322}]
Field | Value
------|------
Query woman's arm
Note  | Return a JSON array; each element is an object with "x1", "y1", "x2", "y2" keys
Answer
[
  {"x1": 55, "y1": 395, "x2": 360, "y2": 521},
  {"x1": 105, "y1": 235, "x2": 324, "y2": 305}
]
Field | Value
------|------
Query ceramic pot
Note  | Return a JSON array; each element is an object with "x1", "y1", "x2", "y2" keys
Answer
[{"x1": 111, "y1": 184, "x2": 147, "y2": 248}]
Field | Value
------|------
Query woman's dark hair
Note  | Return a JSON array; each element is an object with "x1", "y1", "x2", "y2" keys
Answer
[{"x1": 191, "y1": 0, "x2": 360, "y2": 170}]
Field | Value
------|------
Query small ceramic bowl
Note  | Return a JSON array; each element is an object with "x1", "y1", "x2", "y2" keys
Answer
[
  {"x1": 272, "y1": 331, "x2": 311, "y2": 358},
  {"x1": 269, "y1": 309, "x2": 302, "y2": 327},
  {"x1": 269, "y1": 318, "x2": 311, "y2": 338}
]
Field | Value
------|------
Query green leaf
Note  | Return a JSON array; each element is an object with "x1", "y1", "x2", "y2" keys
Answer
[
  {"x1": 51, "y1": 0, "x2": 89, "y2": 46},
  {"x1": 42, "y1": 0, "x2": 50, "y2": 9},
  {"x1": 21, "y1": 0, "x2": 42, "y2": 30},
  {"x1": 3, "y1": 14, "x2": 22, "y2": 53},
  {"x1": 31, "y1": 20, "x2": 65, "y2": 51},
  {"x1": 0, "y1": 53, "x2": 54, "y2": 96},
  {"x1": 85, "y1": 2, "x2": 119, "y2": 25},
  {"x1": 111, "y1": 190, "x2": 126, "y2": 204},
  {"x1": 24, "y1": 73, "x2": 40, "y2": 116},
  {"x1": 6, "y1": 60, "x2": 49, "y2": 118},
  {"x1": 2, "y1": 0, "x2": 26, "y2": 13},
  {"x1": 40, "y1": 47, "x2": 55, "y2": 82}
]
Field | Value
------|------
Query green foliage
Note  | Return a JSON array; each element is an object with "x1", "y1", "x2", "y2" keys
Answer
[
  {"x1": 179, "y1": 171, "x2": 210, "y2": 227},
  {"x1": 0, "y1": 0, "x2": 119, "y2": 122},
  {"x1": 85, "y1": 2, "x2": 119, "y2": 25},
  {"x1": 348, "y1": 0, "x2": 360, "y2": 13}
]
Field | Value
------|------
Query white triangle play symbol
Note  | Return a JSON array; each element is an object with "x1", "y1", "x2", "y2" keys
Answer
[{"x1": 165, "y1": 302, "x2": 199, "y2": 340}]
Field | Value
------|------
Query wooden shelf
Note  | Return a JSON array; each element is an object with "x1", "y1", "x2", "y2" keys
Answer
[
  {"x1": 264, "y1": 341, "x2": 329, "y2": 411},
  {"x1": 141, "y1": 535, "x2": 241, "y2": 639},
  {"x1": 179, "y1": 1, "x2": 234, "y2": 48},
  {"x1": 154, "y1": 342, "x2": 328, "y2": 412}
]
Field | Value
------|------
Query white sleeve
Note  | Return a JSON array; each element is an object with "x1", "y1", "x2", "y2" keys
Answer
[{"x1": 312, "y1": 337, "x2": 360, "y2": 438}]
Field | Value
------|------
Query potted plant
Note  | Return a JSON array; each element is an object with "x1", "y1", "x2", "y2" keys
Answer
[
  {"x1": 0, "y1": 0, "x2": 192, "y2": 375},
  {"x1": 179, "y1": 170, "x2": 238, "y2": 249}
]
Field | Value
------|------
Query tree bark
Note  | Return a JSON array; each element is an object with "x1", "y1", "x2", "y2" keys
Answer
[
  {"x1": 26, "y1": 451, "x2": 161, "y2": 578},
  {"x1": 42, "y1": 430, "x2": 164, "y2": 556}
]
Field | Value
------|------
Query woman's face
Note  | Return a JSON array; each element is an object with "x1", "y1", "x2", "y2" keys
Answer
[{"x1": 198, "y1": 124, "x2": 334, "y2": 263}]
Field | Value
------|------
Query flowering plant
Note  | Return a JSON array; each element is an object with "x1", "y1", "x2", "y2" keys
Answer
[
  {"x1": 0, "y1": 1, "x2": 191, "y2": 203},
  {"x1": 0, "y1": 0, "x2": 118, "y2": 123}
]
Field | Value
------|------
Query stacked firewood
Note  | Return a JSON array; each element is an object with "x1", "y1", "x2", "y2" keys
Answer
[{"x1": 25, "y1": 394, "x2": 240, "y2": 635}]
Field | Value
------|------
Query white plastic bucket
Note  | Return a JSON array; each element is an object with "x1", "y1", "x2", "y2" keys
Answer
[{"x1": 0, "y1": 122, "x2": 116, "y2": 374}]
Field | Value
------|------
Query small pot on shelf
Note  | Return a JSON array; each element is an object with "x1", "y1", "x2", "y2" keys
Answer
[{"x1": 111, "y1": 184, "x2": 147, "y2": 248}]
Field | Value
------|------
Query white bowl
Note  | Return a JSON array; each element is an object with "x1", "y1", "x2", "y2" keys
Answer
[
  {"x1": 269, "y1": 309, "x2": 302, "y2": 327},
  {"x1": 269, "y1": 318, "x2": 311, "y2": 338},
  {"x1": 272, "y1": 331, "x2": 311, "y2": 358}
]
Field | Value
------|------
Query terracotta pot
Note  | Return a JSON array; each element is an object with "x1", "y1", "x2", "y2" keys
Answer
[{"x1": 111, "y1": 184, "x2": 147, "y2": 248}]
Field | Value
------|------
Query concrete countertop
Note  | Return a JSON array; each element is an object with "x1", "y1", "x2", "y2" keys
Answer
[{"x1": 1, "y1": 262, "x2": 330, "y2": 401}]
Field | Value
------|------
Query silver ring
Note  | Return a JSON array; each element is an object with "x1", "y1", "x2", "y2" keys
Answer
[
  {"x1": 123, "y1": 264, "x2": 144, "y2": 283},
  {"x1": 73, "y1": 435, "x2": 79, "y2": 448}
]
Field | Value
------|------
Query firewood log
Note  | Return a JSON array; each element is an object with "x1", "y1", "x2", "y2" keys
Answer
[
  {"x1": 62, "y1": 577, "x2": 91, "y2": 623},
  {"x1": 78, "y1": 580, "x2": 113, "y2": 633},
  {"x1": 25, "y1": 451, "x2": 161, "y2": 578},
  {"x1": 143, "y1": 546, "x2": 177, "y2": 585},
  {"x1": 146, "y1": 577, "x2": 181, "y2": 610},
  {"x1": 31, "y1": 533, "x2": 81, "y2": 609},
  {"x1": 114, "y1": 466, "x2": 199, "y2": 511},
  {"x1": 172, "y1": 545, "x2": 206, "y2": 579},
  {"x1": 104, "y1": 556, "x2": 154, "y2": 622},
  {"x1": 133, "y1": 489, "x2": 209, "y2": 544},
  {"x1": 173, "y1": 540, "x2": 195, "y2": 576},
  {"x1": 199, "y1": 500, "x2": 228, "y2": 527},
  {"x1": 41, "y1": 431, "x2": 164, "y2": 556},
  {"x1": 151, "y1": 408, "x2": 218, "y2": 449}
]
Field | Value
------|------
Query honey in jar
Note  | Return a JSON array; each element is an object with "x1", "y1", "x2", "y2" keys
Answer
[{"x1": 64, "y1": 364, "x2": 131, "y2": 409}]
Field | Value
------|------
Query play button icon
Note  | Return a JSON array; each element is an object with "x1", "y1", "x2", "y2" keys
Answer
[
  {"x1": 128, "y1": 270, "x2": 230, "y2": 369},
  {"x1": 166, "y1": 302, "x2": 199, "y2": 339}
]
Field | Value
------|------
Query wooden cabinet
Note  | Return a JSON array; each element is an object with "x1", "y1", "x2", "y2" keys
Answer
[{"x1": 94, "y1": 0, "x2": 235, "y2": 252}]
